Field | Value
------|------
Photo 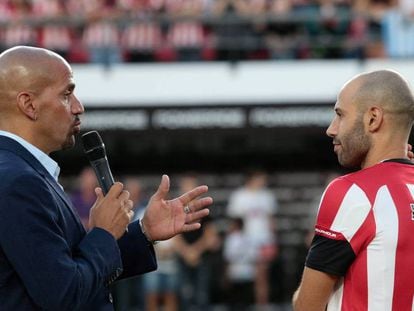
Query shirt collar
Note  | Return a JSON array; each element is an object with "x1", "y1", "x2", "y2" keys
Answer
[
  {"x1": 0, "y1": 130, "x2": 61, "y2": 182},
  {"x1": 381, "y1": 158, "x2": 414, "y2": 165}
]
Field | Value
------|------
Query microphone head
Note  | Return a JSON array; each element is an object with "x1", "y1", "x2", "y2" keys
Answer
[{"x1": 81, "y1": 131, "x2": 107, "y2": 161}]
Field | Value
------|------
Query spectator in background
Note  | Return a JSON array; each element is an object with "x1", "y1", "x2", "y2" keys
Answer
[
  {"x1": 174, "y1": 174, "x2": 221, "y2": 311},
  {"x1": 223, "y1": 217, "x2": 256, "y2": 310},
  {"x1": 265, "y1": 0, "x2": 303, "y2": 59},
  {"x1": 353, "y1": 0, "x2": 393, "y2": 58},
  {"x1": 113, "y1": 177, "x2": 149, "y2": 311},
  {"x1": 143, "y1": 238, "x2": 179, "y2": 311},
  {"x1": 69, "y1": 166, "x2": 98, "y2": 229},
  {"x1": 126, "y1": 177, "x2": 148, "y2": 222},
  {"x1": 120, "y1": 0, "x2": 164, "y2": 62},
  {"x1": 33, "y1": 0, "x2": 73, "y2": 60},
  {"x1": 211, "y1": 0, "x2": 252, "y2": 61},
  {"x1": 226, "y1": 170, "x2": 278, "y2": 308},
  {"x1": 165, "y1": 0, "x2": 209, "y2": 61},
  {"x1": 243, "y1": 0, "x2": 269, "y2": 60},
  {"x1": 3, "y1": 0, "x2": 37, "y2": 50},
  {"x1": 211, "y1": 0, "x2": 272, "y2": 61},
  {"x1": 118, "y1": 176, "x2": 179, "y2": 311},
  {"x1": 343, "y1": 0, "x2": 367, "y2": 59},
  {"x1": 81, "y1": 0, "x2": 122, "y2": 66},
  {"x1": 63, "y1": 0, "x2": 90, "y2": 63},
  {"x1": 381, "y1": 0, "x2": 414, "y2": 58},
  {"x1": 298, "y1": 0, "x2": 356, "y2": 59}
]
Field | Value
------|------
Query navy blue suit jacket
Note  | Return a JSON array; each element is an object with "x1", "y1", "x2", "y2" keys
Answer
[{"x1": 0, "y1": 136, "x2": 157, "y2": 310}]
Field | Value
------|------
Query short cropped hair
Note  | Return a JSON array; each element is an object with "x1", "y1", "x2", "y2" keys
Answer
[{"x1": 353, "y1": 70, "x2": 414, "y2": 127}]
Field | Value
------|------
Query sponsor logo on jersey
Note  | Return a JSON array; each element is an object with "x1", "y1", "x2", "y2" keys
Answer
[
  {"x1": 315, "y1": 226, "x2": 346, "y2": 240},
  {"x1": 411, "y1": 203, "x2": 414, "y2": 220}
]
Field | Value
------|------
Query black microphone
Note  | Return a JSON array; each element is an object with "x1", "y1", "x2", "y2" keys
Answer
[{"x1": 81, "y1": 131, "x2": 115, "y2": 195}]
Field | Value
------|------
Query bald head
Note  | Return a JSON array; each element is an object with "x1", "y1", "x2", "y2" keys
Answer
[
  {"x1": 0, "y1": 46, "x2": 70, "y2": 117},
  {"x1": 349, "y1": 69, "x2": 414, "y2": 128},
  {"x1": 0, "y1": 46, "x2": 83, "y2": 154}
]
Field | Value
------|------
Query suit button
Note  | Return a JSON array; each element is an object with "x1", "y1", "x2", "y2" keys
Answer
[{"x1": 109, "y1": 293, "x2": 113, "y2": 303}]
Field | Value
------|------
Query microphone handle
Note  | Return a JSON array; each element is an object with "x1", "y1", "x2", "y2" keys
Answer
[{"x1": 90, "y1": 157, "x2": 115, "y2": 195}]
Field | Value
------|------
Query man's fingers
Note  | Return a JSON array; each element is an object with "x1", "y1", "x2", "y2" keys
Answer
[
  {"x1": 178, "y1": 185, "x2": 209, "y2": 206},
  {"x1": 182, "y1": 222, "x2": 202, "y2": 233},
  {"x1": 185, "y1": 208, "x2": 210, "y2": 223},
  {"x1": 127, "y1": 209, "x2": 134, "y2": 221},
  {"x1": 151, "y1": 174, "x2": 170, "y2": 200},
  {"x1": 118, "y1": 190, "x2": 130, "y2": 203},
  {"x1": 106, "y1": 182, "x2": 124, "y2": 198},
  {"x1": 126, "y1": 199, "x2": 134, "y2": 210},
  {"x1": 186, "y1": 197, "x2": 213, "y2": 212},
  {"x1": 94, "y1": 187, "x2": 104, "y2": 199},
  {"x1": 115, "y1": 207, "x2": 134, "y2": 225},
  {"x1": 121, "y1": 199, "x2": 134, "y2": 211}
]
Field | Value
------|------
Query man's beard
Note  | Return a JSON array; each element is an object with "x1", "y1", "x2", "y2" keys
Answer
[
  {"x1": 337, "y1": 116, "x2": 371, "y2": 169},
  {"x1": 61, "y1": 132, "x2": 76, "y2": 150}
]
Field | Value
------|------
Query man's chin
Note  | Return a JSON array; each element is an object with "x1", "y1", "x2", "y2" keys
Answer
[
  {"x1": 61, "y1": 136, "x2": 76, "y2": 150},
  {"x1": 338, "y1": 157, "x2": 361, "y2": 170}
]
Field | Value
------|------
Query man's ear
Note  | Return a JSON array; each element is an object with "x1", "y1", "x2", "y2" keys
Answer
[
  {"x1": 16, "y1": 92, "x2": 37, "y2": 121},
  {"x1": 366, "y1": 106, "x2": 383, "y2": 133}
]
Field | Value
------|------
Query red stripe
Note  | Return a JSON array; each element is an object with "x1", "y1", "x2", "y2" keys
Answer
[
  {"x1": 342, "y1": 250, "x2": 369, "y2": 311},
  {"x1": 341, "y1": 211, "x2": 375, "y2": 310},
  {"x1": 349, "y1": 210, "x2": 376, "y2": 258},
  {"x1": 316, "y1": 177, "x2": 353, "y2": 229},
  {"x1": 388, "y1": 184, "x2": 414, "y2": 311}
]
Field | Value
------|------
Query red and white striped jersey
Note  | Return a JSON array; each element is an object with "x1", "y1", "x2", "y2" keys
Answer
[
  {"x1": 164, "y1": 0, "x2": 207, "y2": 48},
  {"x1": 121, "y1": 23, "x2": 162, "y2": 51},
  {"x1": 2, "y1": 4, "x2": 37, "y2": 47},
  {"x1": 167, "y1": 21, "x2": 205, "y2": 48},
  {"x1": 306, "y1": 159, "x2": 414, "y2": 311},
  {"x1": 82, "y1": 22, "x2": 120, "y2": 48},
  {"x1": 32, "y1": 1, "x2": 72, "y2": 52},
  {"x1": 39, "y1": 26, "x2": 72, "y2": 51},
  {"x1": 3, "y1": 24, "x2": 37, "y2": 47}
]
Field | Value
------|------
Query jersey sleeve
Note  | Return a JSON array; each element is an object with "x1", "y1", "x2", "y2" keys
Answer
[
  {"x1": 305, "y1": 177, "x2": 375, "y2": 276},
  {"x1": 306, "y1": 234, "x2": 355, "y2": 276}
]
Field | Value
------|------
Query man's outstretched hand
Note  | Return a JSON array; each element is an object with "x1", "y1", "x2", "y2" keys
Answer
[{"x1": 140, "y1": 175, "x2": 213, "y2": 242}]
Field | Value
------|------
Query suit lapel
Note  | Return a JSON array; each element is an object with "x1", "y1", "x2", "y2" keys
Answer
[
  {"x1": 42, "y1": 172, "x2": 86, "y2": 231},
  {"x1": 0, "y1": 136, "x2": 86, "y2": 233}
]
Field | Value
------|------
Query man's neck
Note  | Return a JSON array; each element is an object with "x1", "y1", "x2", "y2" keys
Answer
[{"x1": 361, "y1": 147, "x2": 408, "y2": 169}]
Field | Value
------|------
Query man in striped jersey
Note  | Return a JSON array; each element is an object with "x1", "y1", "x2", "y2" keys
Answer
[{"x1": 293, "y1": 69, "x2": 414, "y2": 311}]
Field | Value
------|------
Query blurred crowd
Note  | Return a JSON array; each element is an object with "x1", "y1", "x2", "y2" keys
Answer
[
  {"x1": 1, "y1": 0, "x2": 414, "y2": 65},
  {"x1": 65, "y1": 168, "x2": 288, "y2": 310}
]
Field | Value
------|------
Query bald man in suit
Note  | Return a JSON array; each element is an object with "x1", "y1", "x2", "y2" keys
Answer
[{"x1": 0, "y1": 46, "x2": 212, "y2": 311}]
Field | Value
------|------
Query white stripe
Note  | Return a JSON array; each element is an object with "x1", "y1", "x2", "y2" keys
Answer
[
  {"x1": 331, "y1": 184, "x2": 371, "y2": 241},
  {"x1": 412, "y1": 294, "x2": 414, "y2": 311},
  {"x1": 368, "y1": 186, "x2": 399, "y2": 310},
  {"x1": 406, "y1": 184, "x2": 414, "y2": 199}
]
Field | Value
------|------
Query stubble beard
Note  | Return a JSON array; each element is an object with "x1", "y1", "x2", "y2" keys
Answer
[
  {"x1": 337, "y1": 116, "x2": 371, "y2": 169},
  {"x1": 61, "y1": 129, "x2": 76, "y2": 150}
]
